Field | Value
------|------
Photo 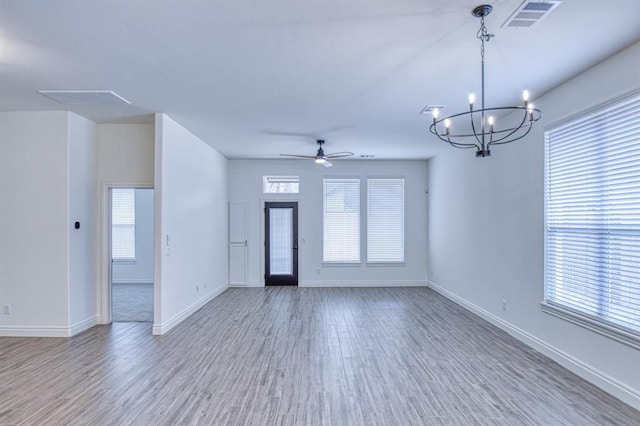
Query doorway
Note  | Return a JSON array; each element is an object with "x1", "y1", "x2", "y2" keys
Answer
[
  {"x1": 110, "y1": 188, "x2": 154, "y2": 322},
  {"x1": 264, "y1": 202, "x2": 298, "y2": 286}
]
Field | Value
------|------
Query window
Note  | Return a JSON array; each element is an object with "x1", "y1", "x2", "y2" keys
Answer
[
  {"x1": 367, "y1": 178, "x2": 404, "y2": 262},
  {"x1": 323, "y1": 178, "x2": 360, "y2": 262},
  {"x1": 544, "y1": 91, "x2": 640, "y2": 343},
  {"x1": 112, "y1": 188, "x2": 136, "y2": 260},
  {"x1": 263, "y1": 176, "x2": 299, "y2": 193}
]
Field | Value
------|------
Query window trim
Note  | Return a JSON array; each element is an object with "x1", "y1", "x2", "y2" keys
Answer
[
  {"x1": 543, "y1": 88, "x2": 640, "y2": 347},
  {"x1": 366, "y1": 176, "x2": 405, "y2": 263},
  {"x1": 322, "y1": 177, "x2": 361, "y2": 264},
  {"x1": 111, "y1": 188, "x2": 136, "y2": 261},
  {"x1": 541, "y1": 301, "x2": 640, "y2": 350}
]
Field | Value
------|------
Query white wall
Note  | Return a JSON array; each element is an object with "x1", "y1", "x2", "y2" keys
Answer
[
  {"x1": 68, "y1": 113, "x2": 98, "y2": 331},
  {"x1": 0, "y1": 111, "x2": 98, "y2": 336},
  {"x1": 427, "y1": 41, "x2": 640, "y2": 407},
  {"x1": 112, "y1": 189, "x2": 154, "y2": 284},
  {"x1": 0, "y1": 112, "x2": 70, "y2": 333},
  {"x1": 153, "y1": 114, "x2": 228, "y2": 335},
  {"x1": 228, "y1": 159, "x2": 429, "y2": 287}
]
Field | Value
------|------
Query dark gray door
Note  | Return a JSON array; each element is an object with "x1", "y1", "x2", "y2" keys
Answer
[{"x1": 264, "y1": 202, "x2": 298, "y2": 286}]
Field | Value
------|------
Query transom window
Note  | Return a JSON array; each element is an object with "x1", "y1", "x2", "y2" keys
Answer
[{"x1": 263, "y1": 176, "x2": 299, "y2": 193}]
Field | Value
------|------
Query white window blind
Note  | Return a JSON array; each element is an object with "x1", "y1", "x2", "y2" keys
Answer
[
  {"x1": 112, "y1": 188, "x2": 136, "y2": 260},
  {"x1": 323, "y1": 178, "x2": 360, "y2": 262},
  {"x1": 263, "y1": 176, "x2": 299, "y2": 193},
  {"x1": 367, "y1": 178, "x2": 404, "y2": 262},
  {"x1": 544, "y1": 91, "x2": 640, "y2": 338}
]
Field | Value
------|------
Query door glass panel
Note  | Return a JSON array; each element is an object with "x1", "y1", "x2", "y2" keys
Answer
[{"x1": 269, "y1": 208, "x2": 292, "y2": 275}]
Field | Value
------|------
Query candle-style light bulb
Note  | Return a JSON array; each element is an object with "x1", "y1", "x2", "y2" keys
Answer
[
  {"x1": 522, "y1": 90, "x2": 530, "y2": 102},
  {"x1": 527, "y1": 103, "x2": 534, "y2": 121},
  {"x1": 488, "y1": 116, "x2": 495, "y2": 133},
  {"x1": 432, "y1": 108, "x2": 439, "y2": 119},
  {"x1": 444, "y1": 118, "x2": 451, "y2": 135},
  {"x1": 468, "y1": 93, "x2": 475, "y2": 107}
]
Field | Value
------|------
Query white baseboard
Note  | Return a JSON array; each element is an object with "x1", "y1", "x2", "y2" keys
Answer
[
  {"x1": 69, "y1": 316, "x2": 98, "y2": 336},
  {"x1": 112, "y1": 279, "x2": 153, "y2": 285},
  {"x1": 0, "y1": 315, "x2": 98, "y2": 337},
  {"x1": 427, "y1": 280, "x2": 640, "y2": 409},
  {"x1": 152, "y1": 282, "x2": 228, "y2": 336},
  {"x1": 301, "y1": 280, "x2": 427, "y2": 288},
  {"x1": 0, "y1": 325, "x2": 69, "y2": 337}
]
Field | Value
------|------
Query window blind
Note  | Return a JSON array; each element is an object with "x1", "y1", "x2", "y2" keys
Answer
[
  {"x1": 367, "y1": 178, "x2": 404, "y2": 262},
  {"x1": 112, "y1": 188, "x2": 136, "y2": 260},
  {"x1": 323, "y1": 178, "x2": 360, "y2": 262},
  {"x1": 544, "y1": 91, "x2": 640, "y2": 337}
]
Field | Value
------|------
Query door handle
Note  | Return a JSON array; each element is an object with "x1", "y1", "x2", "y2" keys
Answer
[{"x1": 293, "y1": 246, "x2": 298, "y2": 250}]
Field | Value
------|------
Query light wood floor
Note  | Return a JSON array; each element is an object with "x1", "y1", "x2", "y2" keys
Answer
[{"x1": 1, "y1": 287, "x2": 638, "y2": 425}]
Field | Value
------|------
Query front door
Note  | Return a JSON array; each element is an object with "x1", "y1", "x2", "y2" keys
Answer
[{"x1": 265, "y1": 202, "x2": 298, "y2": 286}]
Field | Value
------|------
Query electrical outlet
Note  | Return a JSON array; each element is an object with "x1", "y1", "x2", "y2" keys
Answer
[
  {"x1": 3, "y1": 304, "x2": 11, "y2": 315},
  {"x1": 196, "y1": 285, "x2": 200, "y2": 293},
  {"x1": 502, "y1": 300, "x2": 507, "y2": 311}
]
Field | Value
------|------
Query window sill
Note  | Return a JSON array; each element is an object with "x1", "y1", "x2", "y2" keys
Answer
[
  {"x1": 113, "y1": 258, "x2": 137, "y2": 265},
  {"x1": 366, "y1": 262, "x2": 406, "y2": 267},
  {"x1": 321, "y1": 262, "x2": 362, "y2": 267},
  {"x1": 540, "y1": 301, "x2": 640, "y2": 350}
]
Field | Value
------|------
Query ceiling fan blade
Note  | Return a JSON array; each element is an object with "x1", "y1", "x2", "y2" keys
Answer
[
  {"x1": 279, "y1": 154, "x2": 317, "y2": 159},
  {"x1": 323, "y1": 159, "x2": 334, "y2": 168},
  {"x1": 325, "y1": 151, "x2": 354, "y2": 159}
]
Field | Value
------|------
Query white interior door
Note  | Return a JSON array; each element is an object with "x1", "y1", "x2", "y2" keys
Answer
[{"x1": 229, "y1": 200, "x2": 248, "y2": 286}]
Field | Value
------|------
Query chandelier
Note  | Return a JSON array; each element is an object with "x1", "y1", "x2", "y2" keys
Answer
[{"x1": 429, "y1": 4, "x2": 543, "y2": 157}]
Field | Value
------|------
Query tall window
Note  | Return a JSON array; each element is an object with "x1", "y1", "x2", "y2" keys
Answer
[
  {"x1": 323, "y1": 178, "x2": 360, "y2": 262},
  {"x1": 112, "y1": 188, "x2": 136, "y2": 260},
  {"x1": 544, "y1": 91, "x2": 640, "y2": 341},
  {"x1": 367, "y1": 178, "x2": 404, "y2": 262}
]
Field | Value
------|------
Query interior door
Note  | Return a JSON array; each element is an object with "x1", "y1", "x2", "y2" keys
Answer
[
  {"x1": 229, "y1": 200, "x2": 248, "y2": 286},
  {"x1": 265, "y1": 202, "x2": 298, "y2": 286}
]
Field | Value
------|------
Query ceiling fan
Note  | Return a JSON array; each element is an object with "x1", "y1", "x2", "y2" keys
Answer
[{"x1": 279, "y1": 140, "x2": 353, "y2": 167}]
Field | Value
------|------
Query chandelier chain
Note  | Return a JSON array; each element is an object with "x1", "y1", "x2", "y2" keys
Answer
[{"x1": 476, "y1": 16, "x2": 494, "y2": 61}]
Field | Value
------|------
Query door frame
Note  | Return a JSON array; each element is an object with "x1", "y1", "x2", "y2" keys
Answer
[
  {"x1": 260, "y1": 198, "x2": 300, "y2": 286},
  {"x1": 98, "y1": 183, "x2": 154, "y2": 324}
]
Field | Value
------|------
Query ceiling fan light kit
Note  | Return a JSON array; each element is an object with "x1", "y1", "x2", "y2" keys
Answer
[
  {"x1": 280, "y1": 140, "x2": 354, "y2": 167},
  {"x1": 429, "y1": 4, "x2": 543, "y2": 157}
]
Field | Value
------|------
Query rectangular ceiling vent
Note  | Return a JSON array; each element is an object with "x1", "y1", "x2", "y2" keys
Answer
[
  {"x1": 420, "y1": 105, "x2": 445, "y2": 115},
  {"x1": 501, "y1": 0, "x2": 562, "y2": 28},
  {"x1": 38, "y1": 90, "x2": 131, "y2": 105}
]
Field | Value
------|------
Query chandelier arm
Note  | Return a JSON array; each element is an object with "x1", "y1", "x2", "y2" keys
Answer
[
  {"x1": 490, "y1": 120, "x2": 534, "y2": 146},
  {"x1": 429, "y1": 123, "x2": 479, "y2": 149},
  {"x1": 488, "y1": 107, "x2": 542, "y2": 145},
  {"x1": 487, "y1": 109, "x2": 529, "y2": 146},
  {"x1": 468, "y1": 109, "x2": 485, "y2": 148}
]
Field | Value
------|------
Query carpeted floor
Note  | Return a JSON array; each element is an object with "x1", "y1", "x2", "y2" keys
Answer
[{"x1": 112, "y1": 283, "x2": 153, "y2": 322}]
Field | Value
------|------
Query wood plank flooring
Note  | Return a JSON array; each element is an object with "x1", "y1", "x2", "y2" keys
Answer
[{"x1": 1, "y1": 287, "x2": 638, "y2": 425}]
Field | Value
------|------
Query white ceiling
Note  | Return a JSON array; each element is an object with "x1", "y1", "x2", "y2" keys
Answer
[{"x1": 1, "y1": 0, "x2": 640, "y2": 160}]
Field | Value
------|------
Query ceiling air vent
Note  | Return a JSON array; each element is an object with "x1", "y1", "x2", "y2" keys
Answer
[
  {"x1": 38, "y1": 90, "x2": 131, "y2": 105},
  {"x1": 420, "y1": 105, "x2": 445, "y2": 115},
  {"x1": 501, "y1": 0, "x2": 562, "y2": 28}
]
